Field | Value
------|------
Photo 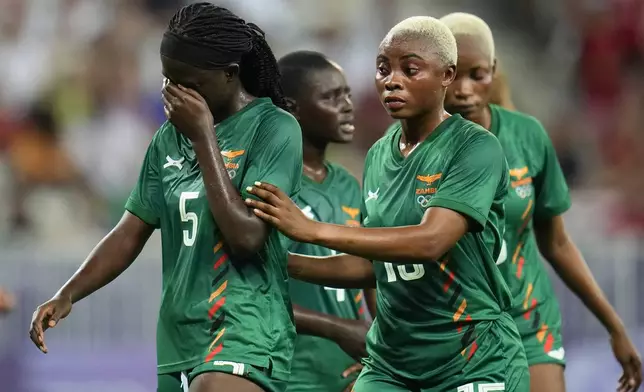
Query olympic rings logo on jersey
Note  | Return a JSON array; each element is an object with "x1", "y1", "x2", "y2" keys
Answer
[
  {"x1": 514, "y1": 183, "x2": 533, "y2": 199},
  {"x1": 227, "y1": 169, "x2": 236, "y2": 179},
  {"x1": 417, "y1": 195, "x2": 433, "y2": 208}
]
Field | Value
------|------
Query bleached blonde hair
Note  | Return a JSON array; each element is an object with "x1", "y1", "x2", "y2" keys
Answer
[
  {"x1": 440, "y1": 13, "x2": 495, "y2": 64},
  {"x1": 384, "y1": 16, "x2": 457, "y2": 67}
]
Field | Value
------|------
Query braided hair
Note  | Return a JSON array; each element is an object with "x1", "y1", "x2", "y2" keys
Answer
[{"x1": 166, "y1": 2, "x2": 288, "y2": 110}]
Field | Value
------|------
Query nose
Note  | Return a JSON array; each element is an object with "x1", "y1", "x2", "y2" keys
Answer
[
  {"x1": 452, "y1": 78, "x2": 474, "y2": 99},
  {"x1": 341, "y1": 93, "x2": 354, "y2": 113},
  {"x1": 384, "y1": 71, "x2": 403, "y2": 91}
]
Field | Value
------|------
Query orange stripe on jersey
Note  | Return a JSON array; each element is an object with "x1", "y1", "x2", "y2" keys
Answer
[
  {"x1": 453, "y1": 299, "x2": 467, "y2": 322},
  {"x1": 524, "y1": 298, "x2": 537, "y2": 320},
  {"x1": 439, "y1": 258, "x2": 449, "y2": 271},
  {"x1": 512, "y1": 243, "x2": 523, "y2": 264},
  {"x1": 354, "y1": 291, "x2": 363, "y2": 303},
  {"x1": 461, "y1": 348, "x2": 467, "y2": 357},
  {"x1": 544, "y1": 333, "x2": 554, "y2": 353},
  {"x1": 207, "y1": 327, "x2": 226, "y2": 353},
  {"x1": 521, "y1": 199, "x2": 534, "y2": 220},
  {"x1": 214, "y1": 254, "x2": 228, "y2": 270},
  {"x1": 209, "y1": 281, "x2": 228, "y2": 303},
  {"x1": 516, "y1": 257, "x2": 525, "y2": 278},
  {"x1": 208, "y1": 297, "x2": 226, "y2": 319},
  {"x1": 467, "y1": 341, "x2": 479, "y2": 360},
  {"x1": 536, "y1": 323, "x2": 548, "y2": 343},
  {"x1": 204, "y1": 343, "x2": 223, "y2": 363},
  {"x1": 213, "y1": 241, "x2": 223, "y2": 254},
  {"x1": 523, "y1": 283, "x2": 533, "y2": 309}
]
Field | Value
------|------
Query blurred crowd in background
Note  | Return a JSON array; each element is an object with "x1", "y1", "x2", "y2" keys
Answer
[{"x1": 0, "y1": 0, "x2": 643, "y2": 391}]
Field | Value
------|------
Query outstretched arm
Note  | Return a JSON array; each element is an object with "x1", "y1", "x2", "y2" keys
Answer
[
  {"x1": 288, "y1": 252, "x2": 376, "y2": 288},
  {"x1": 535, "y1": 215, "x2": 641, "y2": 390}
]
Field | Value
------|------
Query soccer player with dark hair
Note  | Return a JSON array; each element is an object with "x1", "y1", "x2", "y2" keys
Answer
[
  {"x1": 278, "y1": 50, "x2": 372, "y2": 392},
  {"x1": 29, "y1": 3, "x2": 302, "y2": 392},
  {"x1": 441, "y1": 12, "x2": 642, "y2": 392},
  {"x1": 246, "y1": 16, "x2": 530, "y2": 392}
]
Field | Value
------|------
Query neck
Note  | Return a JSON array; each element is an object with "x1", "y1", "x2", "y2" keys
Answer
[
  {"x1": 400, "y1": 106, "x2": 449, "y2": 145},
  {"x1": 464, "y1": 104, "x2": 492, "y2": 131},
  {"x1": 211, "y1": 90, "x2": 255, "y2": 124},
  {"x1": 302, "y1": 137, "x2": 327, "y2": 181}
]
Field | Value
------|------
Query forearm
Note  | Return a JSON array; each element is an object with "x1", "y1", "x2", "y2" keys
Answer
[
  {"x1": 57, "y1": 217, "x2": 152, "y2": 304},
  {"x1": 192, "y1": 136, "x2": 266, "y2": 256},
  {"x1": 294, "y1": 305, "x2": 348, "y2": 339},
  {"x1": 288, "y1": 253, "x2": 376, "y2": 288},
  {"x1": 365, "y1": 289, "x2": 377, "y2": 319},
  {"x1": 544, "y1": 237, "x2": 625, "y2": 334},
  {"x1": 311, "y1": 222, "x2": 444, "y2": 263}
]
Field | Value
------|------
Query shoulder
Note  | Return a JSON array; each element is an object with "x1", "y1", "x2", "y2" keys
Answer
[
  {"x1": 254, "y1": 103, "x2": 302, "y2": 146},
  {"x1": 450, "y1": 115, "x2": 501, "y2": 151},
  {"x1": 328, "y1": 162, "x2": 361, "y2": 189},
  {"x1": 491, "y1": 104, "x2": 550, "y2": 145},
  {"x1": 367, "y1": 122, "x2": 399, "y2": 160}
]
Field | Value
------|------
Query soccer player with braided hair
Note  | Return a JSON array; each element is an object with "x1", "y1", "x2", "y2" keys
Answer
[{"x1": 29, "y1": 3, "x2": 302, "y2": 392}]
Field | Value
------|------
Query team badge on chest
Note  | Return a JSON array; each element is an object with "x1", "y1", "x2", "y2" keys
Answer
[
  {"x1": 415, "y1": 173, "x2": 441, "y2": 208},
  {"x1": 509, "y1": 166, "x2": 533, "y2": 199}
]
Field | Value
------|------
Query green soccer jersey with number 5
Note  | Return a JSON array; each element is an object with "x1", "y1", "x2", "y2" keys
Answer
[
  {"x1": 287, "y1": 163, "x2": 365, "y2": 391},
  {"x1": 125, "y1": 98, "x2": 302, "y2": 382},
  {"x1": 362, "y1": 115, "x2": 515, "y2": 383}
]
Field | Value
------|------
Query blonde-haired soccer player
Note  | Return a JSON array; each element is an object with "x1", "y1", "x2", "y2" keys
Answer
[
  {"x1": 442, "y1": 12, "x2": 642, "y2": 392},
  {"x1": 244, "y1": 16, "x2": 530, "y2": 391}
]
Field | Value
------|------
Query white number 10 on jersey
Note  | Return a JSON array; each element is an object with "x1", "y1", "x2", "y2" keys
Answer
[{"x1": 383, "y1": 262, "x2": 425, "y2": 282}]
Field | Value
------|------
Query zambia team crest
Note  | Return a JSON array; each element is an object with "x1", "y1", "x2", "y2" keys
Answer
[
  {"x1": 220, "y1": 149, "x2": 245, "y2": 179},
  {"x1": 415, "y1": 173, "x2": 441, "y2": 208},
  {"x1": 509, "y1": 166, "x2": 533, "y2": 199}
]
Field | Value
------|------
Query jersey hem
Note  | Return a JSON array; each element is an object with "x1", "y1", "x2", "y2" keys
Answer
[
  {"x1": 124, "y1": 202, "x2": 159, "y2": 227},
  {"x1": 157, "y1": 357, "x2": 291, "y2": 380},
  {"x1": 428, "y1": 197, "x2": 486, "y2": 230},
  {"x1": 534, "y1": 201, "x2": 572, "y2": 220}
]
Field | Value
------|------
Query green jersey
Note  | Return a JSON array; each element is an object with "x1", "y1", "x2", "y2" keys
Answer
[
  {"x1": 287, "y1": 163, "x2": 365, "y2": 391},
  {"x1": 490, "y1": 104, "x2": 571, "y2": 348},
  {"x1": 125, "y1": 98, "x2": 302, "y2": 380},
  {"x1": 362, "y1": 115, "x2": 512, "y2": 382}
]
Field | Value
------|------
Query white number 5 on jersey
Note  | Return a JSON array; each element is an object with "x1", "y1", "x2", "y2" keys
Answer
[{"x1": 180, "y1": 191, "x2": 199, "y2": 247}]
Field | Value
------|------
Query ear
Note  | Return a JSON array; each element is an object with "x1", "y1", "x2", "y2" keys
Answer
[
  {"x1": 492, "y1": 58, "x2": 497, "y2": 77},
  {"x1": 284, "y1": 97, "x2": 300, "y2": 120},
  {"x1": 224, "y1": 64, "x2": 240, "y2": 81},
  {"x1": 442, "y1": 64, "x2": 457, "y2": 87}
]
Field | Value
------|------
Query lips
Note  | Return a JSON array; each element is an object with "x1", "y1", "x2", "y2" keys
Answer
[{"x1": 383, "y1": 95, "x2": 406, "y2": 110}]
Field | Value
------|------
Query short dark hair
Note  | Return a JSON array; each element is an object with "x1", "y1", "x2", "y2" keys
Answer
[
  {"x1": 166, "y1": 2, "x2": 287, "y2": 110},
  {"x1": 277, "y1": 51, "x2": 334, "y2": 98}
]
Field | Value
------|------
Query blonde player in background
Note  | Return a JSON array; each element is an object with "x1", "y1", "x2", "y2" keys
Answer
[{"x1": 441, "y1": 12, "x2": 642, "y2": 392}]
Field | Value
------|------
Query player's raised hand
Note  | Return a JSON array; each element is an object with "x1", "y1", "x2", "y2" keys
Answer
[
  {"x1": 612, "y1": 330, "x2": 642, "y2": 392},
  {"x1": 29, "y1": 294, "x2": 72, "y2": 354},
  {"x1": 162, "y1": 80, "x2": 214, "y2": 142},
  {"x1": 245, "y1": 182, "x2": 318, "y2": 242}
]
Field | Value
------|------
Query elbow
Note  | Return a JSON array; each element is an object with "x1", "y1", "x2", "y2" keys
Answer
[{"x1": 225, "y1": 232, "x2": 267, "y2": 261}]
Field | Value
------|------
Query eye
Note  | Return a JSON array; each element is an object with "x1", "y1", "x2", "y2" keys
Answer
[
  {"x1": 377, "y1": 64, "x2": 389, "y2": 76},
  {"x1": 406, "y1": 67, "x2": 419, "y2": 76}
]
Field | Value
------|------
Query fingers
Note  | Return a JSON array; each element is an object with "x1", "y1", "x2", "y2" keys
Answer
[
  {"x1": 618, "y1": 356, "x2": 642, "y2": 392},
  {"x1": 253, "y1": 182, "x2": 289, "y2": 200},
  {"x1": 29, "y1": 306, "x2": 53, "y2": 353},
  {"x1": 246, "y1": 183, "x2": 283, "y2": 206},
  {"x1": 178, "y1": 84, "x2": 207, "y2": 103},
  {"x1": 244, "y1": 198, "x2": 279, "y2": 222},
  {"x1": 342, "y1": 381, "x2": 356, "y2": 392},
  {"x1": 342, "y1": 363, "x2": 363, "y2": 378}
]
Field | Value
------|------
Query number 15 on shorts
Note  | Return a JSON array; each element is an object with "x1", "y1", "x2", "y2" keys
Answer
[{"x1": 457, "y1": 382, "x2": 505, "y2": 392}]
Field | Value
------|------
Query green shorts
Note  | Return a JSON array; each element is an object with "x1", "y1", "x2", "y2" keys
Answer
[
  {"x1": 353, "y1": 316, "x2": 530, "y2": 392},
  {"x1": 512, "y1": 296, "x2": 566, "y2": 367},
  {"x1": 157, "y1": 361, "x2": 287, "y2": 392}
]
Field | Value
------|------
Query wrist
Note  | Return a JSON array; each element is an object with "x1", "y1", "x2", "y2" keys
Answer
[
  {"x1": 55, "y1": 288, "x2": 74, "y2": 304},
  {"x1": 191, "y1": 128, "x2": 217, "y2": 146},
  {"x1": 607, "y1": 319, "x2": 626, "y2": 336}
]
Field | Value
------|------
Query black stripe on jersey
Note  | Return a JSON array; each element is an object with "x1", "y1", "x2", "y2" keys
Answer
[
  {"x1": 532, "y1": 310, "x2": 541, "y2": 330},
  {"x1": 447, "y1": 283, "x2": 462, "y2": 308},
  {"x1": 211, "y1": 264, "x2": 230, "y2": 287},
  {"x1": 461, "y1": 323, "x2": 476, "y2": 349},
  {"x1": 210, "y1": 312, "x2": 226, "y2": 335}
]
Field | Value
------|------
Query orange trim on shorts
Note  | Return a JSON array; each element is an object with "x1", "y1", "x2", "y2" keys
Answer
[{"x1": 453, "y1": 299, "x2": 467, "y2": 322}]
